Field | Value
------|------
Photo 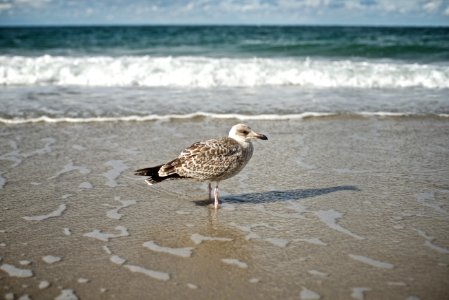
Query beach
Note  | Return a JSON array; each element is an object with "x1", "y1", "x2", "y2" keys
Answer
[
  {"x1": 1, "y1": 116, "x2": 448, "y2": 299},
  {"x1": 1, "y1": 25, "x2": 449, "y2": 299}
]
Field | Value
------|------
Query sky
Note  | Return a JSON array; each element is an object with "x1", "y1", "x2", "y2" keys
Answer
[{"x1": 0, "y1": 0, "x2": 448, "y2": 26}]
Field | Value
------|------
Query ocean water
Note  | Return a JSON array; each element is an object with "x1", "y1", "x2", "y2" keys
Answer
[
  {"x1": 0, "y1": 25, "x2": 449, "y2": 122},
  {"x1": 2, "y1": 26, "x2": 449, "y2": 300}
]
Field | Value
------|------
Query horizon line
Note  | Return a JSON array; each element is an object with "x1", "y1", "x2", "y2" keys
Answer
[{"x1": 1, "y1": 23, "x2": 448, "y2": 28}]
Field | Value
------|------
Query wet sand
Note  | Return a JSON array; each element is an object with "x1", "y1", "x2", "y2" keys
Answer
[{"x1": 1, "y1": 117, "x2": 449, "y2": 299}]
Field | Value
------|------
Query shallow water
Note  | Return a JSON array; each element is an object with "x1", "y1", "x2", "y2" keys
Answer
[
  {"x1": 1, "y1": 117, "x2": 448, "y2": 299},
  {"x1": 1, "y1": 85, "x2": 449, "y2": 121},
  {"x1": 1, "y1": 26, "x2": 449, "y2": 123}
]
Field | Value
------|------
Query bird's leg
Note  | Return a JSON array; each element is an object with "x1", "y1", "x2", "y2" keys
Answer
[
  {"x1": 214, "y1": 183, "x2": 219, "y2": 210},
  {"x1": 208, "y1": 182, "x2": 212, "y2": 202}
]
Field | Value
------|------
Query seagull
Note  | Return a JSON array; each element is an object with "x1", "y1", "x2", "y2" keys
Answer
[{"x1": 135, "y1": 124, "x2": 268, "y2": 209}]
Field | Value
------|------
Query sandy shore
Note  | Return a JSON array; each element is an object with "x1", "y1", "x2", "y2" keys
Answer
[{"x1": 1, "y1": 117, "x2": 448, "y2": 299}]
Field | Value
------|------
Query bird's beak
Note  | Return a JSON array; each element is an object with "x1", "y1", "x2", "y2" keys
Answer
[{"x1": 248, "y1": 130, "x2": 268, "y2": 140}]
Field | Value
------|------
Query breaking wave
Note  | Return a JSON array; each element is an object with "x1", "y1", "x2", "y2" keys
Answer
[{"x1": 1, "y1": 55, "x2": 448, "y2": 89}]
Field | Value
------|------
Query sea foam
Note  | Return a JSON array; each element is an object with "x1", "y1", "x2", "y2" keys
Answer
[
  {"x1": 1, "y1": 55, "x2": 448, "y2": 89},
  {"x1": 103, "y1": 160, "x2": 129, "y2": 187},
  {"x1": 0, "y1": 263, "x2": 33, "y2": 277},
  {"x1": 39, "y1": 280, "x2": 50, "y2": 289},
  {"x1": 105, "y1": 197, "x2": 136, "y2": 220},
  {"x1": 49, "y1": 162, "x2": 90, "y2": 179},
  {"x1": 42, "y1": 255, "x2": 61, "y2": 264},
  {"x1": 55, "y1": 289, "x2": 78, "y2": 300},
  {"x1": 22, "y1": 204, "x2": 67, "y2": 221},
  {"x1": 1, "y1": 112, "x2": 447, "y2": 125},
  {"x1": 299, "y1": 287, "x2": 321, "y2": 300},
  {"x1": 142, "y1": 241, "x2": 193, "y2": 258},
  {"x1": 314, "y1": 209, "x2": 365, "y2": 240},
  {"x1": 351, "y1": 287, "x2": 371, "y2": 300},
  {"x1": 415, "y1": 228, "x2": 449, "y2": 254},
  {"x1": 110, "y1": 255, "x2": 127, "y2": 265},
  {"x1": 124, "y1": 264, "x2": 170, "y2": 281},
  {"x1": 190, "y1": 233, "x2": 233, "y2": 245},
  {"x1": 83, "y1": 226, "x2": 129, "y2": 242},
  {"x1": 221, "y1": 258, "x2": 248, "y2": 269},
  {"x1": 348, "y1": 254, "x2": 394, "y2": 269}
]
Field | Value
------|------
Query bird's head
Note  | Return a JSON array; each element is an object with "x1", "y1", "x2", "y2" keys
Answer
[{"x1": 229, "y1": 123, "x2": 268, "y2": 143}]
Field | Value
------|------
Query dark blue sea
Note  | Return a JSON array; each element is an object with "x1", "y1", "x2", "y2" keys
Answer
[{"x1": 0, "y1": 25, "x2": 448, "y2": 122}]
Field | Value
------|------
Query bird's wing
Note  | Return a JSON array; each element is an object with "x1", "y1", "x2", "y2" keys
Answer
[{"x1": 159, "y1": 137, "x2": 241, "y2": 178}]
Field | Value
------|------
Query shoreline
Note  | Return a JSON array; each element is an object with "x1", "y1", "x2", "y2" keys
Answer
[{"x1": 1, "y1": 111, "x2": 449, "y2": 125}]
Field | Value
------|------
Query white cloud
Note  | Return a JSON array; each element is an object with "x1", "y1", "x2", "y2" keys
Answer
[
  {"x1": 0, "y1": 3, "x2": 13, "y2": 11},
  {"x1": 1, "y1": 0, "x2": 448, "y2": 25},
  {"x1": 358, "y1": 0, "x2": 424, "y2": 14},
  {"x1": 422, "y1": 0, "x2": 442, "y2": 12},
  {"x1": 275, "y1": 0, "x2": 429, "y2": 15},
  {"x1": 344, "y1": 0, "x2": 365, "y2": 10},
  {"x1": 162, "y1": 0, "x2": 449, "y2": 23},
  {"x1": 15, "y1": 0, "x2": 51, "y2": 7},
  {"x1": 277, "y1": 0, "x2": 330, "y2": 10},
  {"x1": 378, "y1": 2, "x2": 397, "y2": 13},
  {"x1": 0, "y1": 0, "x2": 52, "y2": 11},
  {"x1": 217, "y1": 0, "x2": 274, "y2": 13}
]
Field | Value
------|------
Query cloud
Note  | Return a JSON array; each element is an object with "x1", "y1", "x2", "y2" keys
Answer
[
  {"x1": 120, "y1": 0, "x2": 449, "y2": 24},
  {"x1": 341, "y1": 0, "x2": 446, "y2": 15},
  {"x1": 277, "y1": 0, "x2": 445, "y2": 15},
  {"x1": 0, "y1": 0, "x2": 52, "y2": 11},
  {"x1": 344, "y1": 0, "x2": 366, "y2": 10},
  {"x1": 0, "y1": 2, "x2": 13, "y2": 11},
  {"x1": 217, "y1": 0, "x2": 274, "y2": 13},
  {"x1": 15, "y1": 0, "x2": 52, "y2": 7},
  {"x1": 277, "y1": 0, "x2": 330, "y2": 10},
  {"x1": 422, "y1": 0, "x2": 442, "y2": 12},
  {"x1": 1, "y1": 0, "x2": 448, "y2": 25}
]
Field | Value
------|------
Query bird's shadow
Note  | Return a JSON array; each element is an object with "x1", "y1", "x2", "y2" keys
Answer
[{"x1": 194, "y1": 185, "x2": 360, "y2": 206}]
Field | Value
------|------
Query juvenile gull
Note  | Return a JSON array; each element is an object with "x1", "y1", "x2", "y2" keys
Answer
[{"x1": 135, "y1": 124, "x2": 267, "y2": 209}]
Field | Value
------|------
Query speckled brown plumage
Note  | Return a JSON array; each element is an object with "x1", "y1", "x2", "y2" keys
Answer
[
  {"x1": 158, "y1": 137, "x2": 253, "y2": 182},
  {"x1": 135, "y1": 124, "x2": 267, "y2": 209}
]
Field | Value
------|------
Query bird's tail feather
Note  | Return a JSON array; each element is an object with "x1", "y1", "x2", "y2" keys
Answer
[{"x1": 134, "y1": 165, "x2": 182, "y2": 185}]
